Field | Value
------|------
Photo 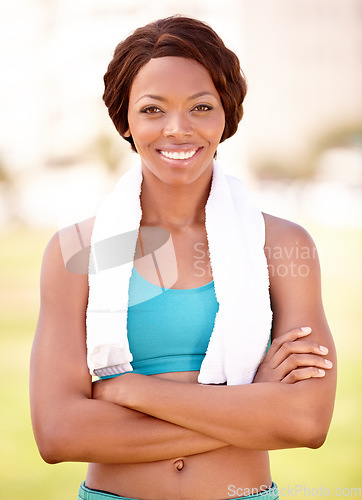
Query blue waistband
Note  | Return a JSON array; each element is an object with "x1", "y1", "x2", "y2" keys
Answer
[{"x1": 79, "y1": 481, "x2": 279, "y2": 500}]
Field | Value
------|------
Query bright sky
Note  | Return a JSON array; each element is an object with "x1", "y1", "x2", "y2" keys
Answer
[{"x1": 0, "y1": 0, "x2": 361, "y2": 227}]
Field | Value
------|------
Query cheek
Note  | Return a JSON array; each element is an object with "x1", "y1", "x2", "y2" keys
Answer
[
  {"x1": 128, "y1": 116, "x2": 160, "y2": 146},
  {"x1": 204, "y1": 114, "x2": 226, "y2": 142}
]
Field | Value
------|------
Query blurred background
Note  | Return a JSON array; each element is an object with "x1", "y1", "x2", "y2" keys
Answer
[{"x1": 0, "y1": 0, "x2": 361, "y2": 498}]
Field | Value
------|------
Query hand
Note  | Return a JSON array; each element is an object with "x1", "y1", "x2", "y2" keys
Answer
[
  {"x1": 92, "y1": 373, "x2": 143, "y2": 406},
  {"x1": 92, "y1": 377, "x2": 115, "y2": 402},
  {"x1": 253, "y1": 327, "x2": 333, "y2": 384},
  {"x1": 92, "y1": 375, "x2": 130, "y2": 403}
]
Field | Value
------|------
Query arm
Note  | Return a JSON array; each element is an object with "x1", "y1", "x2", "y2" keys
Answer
[
  {"x1": 92, "y1": 217, "x2": 337, "y2": 450},
  {"x1": 30, "y1": 227, "x2": 228, "y2": 465}
]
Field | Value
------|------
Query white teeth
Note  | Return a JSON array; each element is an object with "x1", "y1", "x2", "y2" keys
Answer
[{"x1": 159, "y1": 149, "x2": 197, "y2": 160}]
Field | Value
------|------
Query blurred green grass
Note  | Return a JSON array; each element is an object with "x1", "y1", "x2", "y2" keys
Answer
[{"x1": 0, "y1": 224, "x2": 361, "y2": 498}]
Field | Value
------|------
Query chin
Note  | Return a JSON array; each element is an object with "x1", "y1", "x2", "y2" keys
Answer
[{"x1": 142, "y1": 155, "x2": 214, "y2": 186}]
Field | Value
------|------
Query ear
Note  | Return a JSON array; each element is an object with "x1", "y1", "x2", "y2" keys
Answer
[{"x1": 123, "y1": 128, "x2": 131, "y2": 138}]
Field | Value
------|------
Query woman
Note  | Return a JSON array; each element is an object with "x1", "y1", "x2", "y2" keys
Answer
[{"x1": 30, "y1": 16, "x2": 336, "y2": 500}]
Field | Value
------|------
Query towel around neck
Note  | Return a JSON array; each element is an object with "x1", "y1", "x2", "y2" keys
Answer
[{"x1": 86, "y1": 160, "x2": 272, "y2": 385}]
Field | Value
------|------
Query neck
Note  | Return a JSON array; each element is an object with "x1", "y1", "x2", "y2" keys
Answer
[{"x1": 140, "y1": 167, "x2": 213, "y2": 229}]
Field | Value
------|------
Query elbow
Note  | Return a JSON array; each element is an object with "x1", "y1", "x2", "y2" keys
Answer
[
  {"x1": 292, "y1": 413, "x2": 331, "y2": 450},
  {"x1": 36, "y1": 434, "x2": 65, "y2": 465},
  {"x1": 33, "y1": 421, "x2": 69, "y2": 464},
  {"x1": 303, "y1": 427, "x2": 328, "y2": 449},
  {"x1": 36, "y1": 439, "x2": 64, "y2": 465},
  {"x1": 275, "y1": 422, "x2": 327, "y2": 451},
  {"x1": 286, "y1": 383, "x2": 335, "y2": 450},
  {"x1": 40, "y1": 448, "x2": 63, "y2": 465},
  {"x1": 305, "y1": 418, "x2": 330, "y2": 449}
]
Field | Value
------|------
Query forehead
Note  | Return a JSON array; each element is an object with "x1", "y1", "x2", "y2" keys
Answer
[{"x1": 129, "y1": 56, "x2": 219, "y2": 102}]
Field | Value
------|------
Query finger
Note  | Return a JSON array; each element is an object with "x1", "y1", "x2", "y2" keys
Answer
[
  {"x1": 264, "y1": 326, "x2": 312, "y2": 362},
  {"x1": 268, "y1": 340, "x2": 329, "y2": 369},
  {"x1": 281, "y1": 367, "x2": 326, "y2": 384},
  {"x1": 277, "y1": 353, "x2": 333, "y2": 380}
]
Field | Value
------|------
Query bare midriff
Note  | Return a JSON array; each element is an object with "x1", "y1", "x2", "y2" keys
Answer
[{"x1": 85, "y1": 371, "x2": 272, "y2": 500}]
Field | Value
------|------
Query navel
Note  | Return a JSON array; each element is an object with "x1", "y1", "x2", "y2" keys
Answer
[{"x1": 173, "y1": 458, "x2": 185, "y2": 471}]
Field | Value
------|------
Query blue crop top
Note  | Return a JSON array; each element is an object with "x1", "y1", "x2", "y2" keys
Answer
[
  {"x1": 100, "y1": 267, "x2": 272, "y2": 380},
  {"x1": 100, "y1": 266, "x2": 219, "y2": 378}
]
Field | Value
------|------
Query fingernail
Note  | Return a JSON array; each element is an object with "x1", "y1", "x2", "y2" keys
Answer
[
  {"x1": 318, "y1": 369, "x2": 326, "y2": 376},
  {"x1": 319, "y1": 345, "x2": 328, "y2": 354},
  {"x1": 301, "y1": 327, "x2": 312, "y2": 333},
  {"x1": 324, "y1": 360, "x2": 333, "y2": 368}
]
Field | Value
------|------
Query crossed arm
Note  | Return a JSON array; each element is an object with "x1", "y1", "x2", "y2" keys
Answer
[
  {"x1": 30, "y1": 216, "x2": 336, "y2": 464},
  {"x1": 92, "y1": 326, "x2": 334, "y2": 452},
  {"x1": 31, "y1": 228, "x2": 227, "y2": 465}
]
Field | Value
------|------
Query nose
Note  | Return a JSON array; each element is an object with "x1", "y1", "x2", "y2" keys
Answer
[{"x1": 163, "y1": 112, "x2": 193, "y2": 138}]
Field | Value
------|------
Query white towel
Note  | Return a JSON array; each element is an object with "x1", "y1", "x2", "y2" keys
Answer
[{"x1": 86, "y1": 159, "x2": 272, "y2": 385}]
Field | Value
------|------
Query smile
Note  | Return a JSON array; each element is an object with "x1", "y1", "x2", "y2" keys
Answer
[{"x1": 158, "y1": 149, "x2": 198, "y2": 160}]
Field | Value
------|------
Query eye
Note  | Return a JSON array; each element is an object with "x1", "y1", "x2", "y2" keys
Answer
[
  {"x1": 192, "y1": 104, "x2": 213, "y2": 112},
  {"x1": 140, "y1": 106, "x2": 162, "y2": 114}
]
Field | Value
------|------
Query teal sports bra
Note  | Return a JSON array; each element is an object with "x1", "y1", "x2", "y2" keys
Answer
[{"x1": 100, "y1": 266, "x2": 219, "y2": 379}]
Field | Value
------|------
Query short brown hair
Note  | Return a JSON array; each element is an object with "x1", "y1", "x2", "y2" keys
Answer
[{"x1": 103, "y1": 15, "x2": 247, "y2": 152}]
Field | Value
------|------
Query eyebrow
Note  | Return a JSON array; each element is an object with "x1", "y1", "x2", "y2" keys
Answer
[{"x1": 135, "y1": 91, "x2": 216, "y2": 104}]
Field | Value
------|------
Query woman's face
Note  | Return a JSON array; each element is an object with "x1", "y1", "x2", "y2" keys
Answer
[{"x1": 126, "y1": 56, "x2": 225, "y2": 186}]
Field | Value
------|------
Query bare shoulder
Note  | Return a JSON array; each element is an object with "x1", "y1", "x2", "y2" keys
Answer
[
  {"x1": 56, "y1": 216, "x2": 95, "y2": 272},
  {"x1": 262, "y1": 212, "x2": 315, "y2": 251},
  {"x1": 45, "y1": 216, "x2": 95, "y2": 271},
  {"x1": 261, "y1": 212, "x2": 321, "y2": 293},
  {"x1": 41, "y1": 217, "x2": 95, "y2": 309}
]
